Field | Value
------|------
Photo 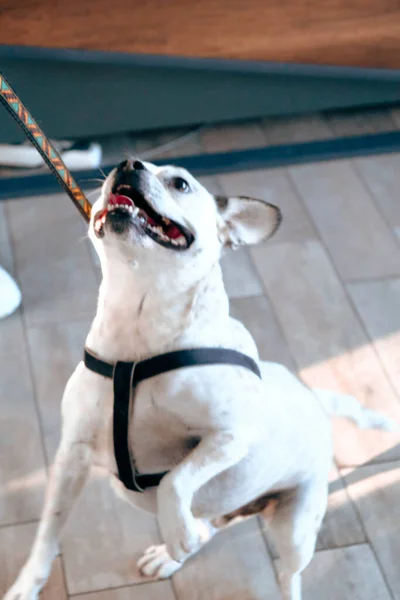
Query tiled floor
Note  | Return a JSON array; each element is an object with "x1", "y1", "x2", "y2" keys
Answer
[{"x1": 1, "y1": 107, "x2": 400, "y2": 599}]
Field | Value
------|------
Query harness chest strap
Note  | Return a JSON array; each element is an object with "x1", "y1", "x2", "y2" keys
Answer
[{"x1": 83, "y1": 347, "x2": 262, "y2": 493}]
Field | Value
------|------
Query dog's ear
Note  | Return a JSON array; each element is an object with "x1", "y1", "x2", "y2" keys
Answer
[{"x1": 215, "y1": 195, "x2": 281, "y2": 248}]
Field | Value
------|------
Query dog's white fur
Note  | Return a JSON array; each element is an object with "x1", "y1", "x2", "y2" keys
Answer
[{"x1": 5, "y1": 160, "x2": 398, "y2": 600}]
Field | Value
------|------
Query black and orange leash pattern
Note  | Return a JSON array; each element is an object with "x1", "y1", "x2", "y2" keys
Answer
[{"x1": 0, "y1": 72, "x2": 92, "y2": 222}]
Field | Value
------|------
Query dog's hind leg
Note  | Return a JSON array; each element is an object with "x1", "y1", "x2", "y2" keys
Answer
[
  {"x1": 138, "y1": 518, "x2": 217, "y2": 579},
  {"x1": 264, "y1": 480, "x2": 328, "y2": 600},
  {"x1": 4, "y1": 368, "x2": 96, "y2": 600}
]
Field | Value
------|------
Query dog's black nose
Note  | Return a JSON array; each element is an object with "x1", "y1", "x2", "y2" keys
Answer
[{"x1": 117, "y1": 159, "x2": 145, "y2": 173}]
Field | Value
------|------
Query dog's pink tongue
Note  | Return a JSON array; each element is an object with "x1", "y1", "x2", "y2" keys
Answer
[
  {"x1": 109, "y1": 194, "x2": 134, "y2": 207},
  {"x1": 165, "y1": 224, "x2": 183, "y2": 239}
]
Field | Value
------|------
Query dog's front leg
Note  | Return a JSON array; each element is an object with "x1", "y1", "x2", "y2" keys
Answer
[
  {"x1": 4, "y1": 369, "x2": 95, "y2": 600},
  {"x1": 157, "y1": 431, "x2": 248, "y2": 563}
]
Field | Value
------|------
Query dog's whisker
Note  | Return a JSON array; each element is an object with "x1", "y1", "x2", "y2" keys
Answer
[
  {"x1": 81, "y1": 178, "x2": 105, "y2": 184},
  {"x1": 76, "y1": 232, "x2": 91, "y2": 245}
]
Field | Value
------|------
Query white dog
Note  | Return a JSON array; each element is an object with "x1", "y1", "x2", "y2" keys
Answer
[{"x1": 5, "y1": 159, "x2": 397, "y2": 600}]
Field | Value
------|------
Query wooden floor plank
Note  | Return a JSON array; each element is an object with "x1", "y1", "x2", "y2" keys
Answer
[
  {"x1": 6, "y1": 194, "x2": 98, "y2": 326},
  {"x1": 217, "y1": 168, "x2": 316, "y2": 245},
  {"x1": 3, "y1": 1, "x2": 400, "y2": 70},
  {"x1": 251, "y1": 239, "x2": 400, "y2": 466},
  {"x1": 289, "y1": 160, "x2": 400, "y2": 281},
  {"x1": 301, "y1": 545, "x2": 392, "y2": 600},
  {"x1": 230, "y1": 296, "x2": 296, "y2": 371},
  {"x1": 0, "y1": 523, "x2": 67, "y2": 600},
  {"x1": 0, "y1": 312, "x2": 46, "y2": 525},
  {"x1": 173, "y1": 518, "x2": 281, "y2": 600},
  {"x1": 344, "y1": 462, "x2": 400, "y2": 599},
  {"x1": 348, "y1": 277, "x2": 400, "y2": 402}
]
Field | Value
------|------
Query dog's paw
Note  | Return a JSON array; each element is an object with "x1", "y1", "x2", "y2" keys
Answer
[
  {"x1": 3, "y1": 577, "x2": 43, "y2": 600},
  {"x1": 3, "y1": 561, "x2": 49, "y2": 600},
  {"x1": 137, "y1": 545, "x2": 183, "y2": 579},
  {"x1": 158, "y1": 504, "x2": 201, "y2": 563}
]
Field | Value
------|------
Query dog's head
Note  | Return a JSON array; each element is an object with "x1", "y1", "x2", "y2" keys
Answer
[{"x1": 89, "y1": 159, "x2": 281, "y2": 275}]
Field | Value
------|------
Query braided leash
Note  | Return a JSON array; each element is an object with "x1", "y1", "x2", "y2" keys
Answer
[{"x1": 0, "y1": 73, "x2": 92, "y2": 222}]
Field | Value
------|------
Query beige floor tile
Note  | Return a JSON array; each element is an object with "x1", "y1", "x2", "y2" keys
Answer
[
  {"x1": 61, "y1": 470, "x2": 160, "y2": 595},
  {"x1": 289, "y1": 160, "x2": 400, "y2": 280},
  {"x1": 0, "y1": 312, "x2": 46, "y2": 525},
  {"x1": 200, "y1": 121, "x2": 266, "y2": 153},
  {"x1": 348, "y1": 278, "x2": 400, "y2": 400},
  {"x1": 72, "y1": 581, "x2": 176, "y2": 600},
  {"x1": 325, "y1": 107, "x2": 396, "y2": 136},
  {"x1": 6, "y1": 194, "x2": 98, "y2": 326},
  {"x1": 135, "y1": 128, "x2": 202, "y2": 159},
  {"x1": 264, "y1": 466, "x2": 365, "y2": 559},
  {"x1": 173, "y1": 518, "x2": 281, "y2": 600},
  {"x1": 221, "y1": 248, "x2": 263, "y2": 299},
  {"x1": 0, "y1": 522, "x2": 67, "y2": 600},
  {"x1": 262, "y1": 114, "x2": 332, "y2": 144},
  {"x1": 26, "y1": 320, "x2": 92, "y2": 461},
  {"x1": 217, "y1": 168, "x2": 316, "y2": 244},
  {"x1": 230, "y1": 296, "x2": 296, "y2": 371},
  {"x1": 316, "y1": 467, "x2": 365, "y2": 551},
  {"x1": 344, "y1": 462, "x2": 400, "y2": 599},
  {"x1": 353, "y1": 153, "x2": 400, "y2": 227},
  {"x1": 301, "y1": 544, "x2": 392, "y2": 600},
  {"x1": 251, "y1": 240, "x2": 400, "y2": 466}
]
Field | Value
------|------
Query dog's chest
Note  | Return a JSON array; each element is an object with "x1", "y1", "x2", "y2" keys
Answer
[
  {"x1": 92, "y1": 371, "x2": 208, "y2": 475},
  {"x1": 93, "y1": 364, "x2": 253, "y2": 476},
  {"x1": 128, "y1": 370, "x2": 219, "y2": 472}
]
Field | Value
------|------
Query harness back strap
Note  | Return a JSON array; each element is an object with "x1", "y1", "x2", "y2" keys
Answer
[{"x1": 84, "y1": 347, "x2": 262, "y2": 492}]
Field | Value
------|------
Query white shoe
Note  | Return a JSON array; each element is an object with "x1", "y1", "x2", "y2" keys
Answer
[{"x1": 0, "y1": 266, "x2": 21, "y2": 319}]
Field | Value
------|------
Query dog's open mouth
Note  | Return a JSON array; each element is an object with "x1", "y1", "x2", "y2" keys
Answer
[{"x1": 93, "y1": 184, "x2": 194, "y2": 250}]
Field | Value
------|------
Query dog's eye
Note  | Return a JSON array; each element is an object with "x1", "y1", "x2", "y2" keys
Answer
[{"x1": 172, "y1": 177, "x2": 190, "y2": 193}]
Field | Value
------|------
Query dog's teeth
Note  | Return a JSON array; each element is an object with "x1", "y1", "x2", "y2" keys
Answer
[{"x1": 132, "y1": 207, "x2": 139, "y2": 217}]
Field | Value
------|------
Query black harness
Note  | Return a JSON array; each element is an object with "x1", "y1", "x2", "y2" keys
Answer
[{"x1": 84, "y1": 347, "x2": 262, "y2": 493}]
